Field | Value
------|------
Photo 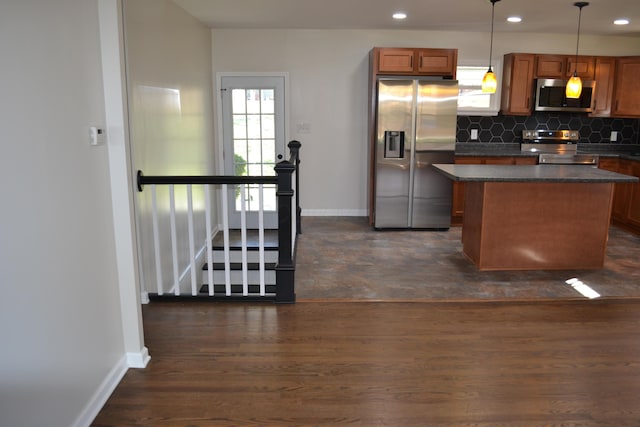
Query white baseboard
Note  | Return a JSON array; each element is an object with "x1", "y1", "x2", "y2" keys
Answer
[
  {"x1": 72, "y1": 355, "x2": 128, "y2": 427},
  {"x1": 301, "y1": 209, "x2": 367, "y2": 217},
  {"x1": 140, "y1": 291, "x2": 150, "y2": 304},
  {"x1": 127, "y1": 347, "x2": 151, "y2": 368}
]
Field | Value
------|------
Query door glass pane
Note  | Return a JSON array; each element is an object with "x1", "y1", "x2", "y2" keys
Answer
[
  {"x1": 232, "y1": 89, "x2": 246, "y2": 114},
  {"x1": 247, "y1": 139, "x2": 262, "y2": 164},
  {"x1": 233, "y1": 115, "x2": 247, "y2": 139},
  {"x1": 246, "y1": 90, "x2": 261, "y2": 114},
  {"x1": 247, "y1": 115, "x2": 261, "y2": 139},
  {"x1": 261, "y1": 89, "x2": 275, "y2": 113},
  {"x1": 262, "y1": 139, "x2": 276, "y2": 165},
  {"x1": 231, "y1": 87, "x2": 277, "y2": 212},
  {"x1": 261, "y1": 115, "x2": 275, "y2": 139}
]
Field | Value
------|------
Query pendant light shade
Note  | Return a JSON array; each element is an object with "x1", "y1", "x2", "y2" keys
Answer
[
  {"x1": 482, "y1": 69, "x2": 498, "y2": 93},
  {"x1": 566, "y1": 2, "x2": 589, "y2": 99},
  {"x1": 565, "y1": 74, "x2": 583, "y2": 98},
  {"x1": 482, "y1": 0, "x2": 501, "y2": 94}
]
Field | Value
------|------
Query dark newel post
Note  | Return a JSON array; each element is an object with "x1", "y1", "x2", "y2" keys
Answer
[
  {"x1": 274, "y1": 158, "x2": 296, "y2": 303},
  {"x1": 288, "y1": 140, "x2": 302, "y2": 234}
]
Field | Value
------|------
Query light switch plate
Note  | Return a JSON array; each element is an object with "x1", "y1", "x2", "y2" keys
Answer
[
  {"x1": 296, "y1": 122, "x2": 311, "y2": 134},
  {"x1": 471, "y1": 129, "x2": 478, "y2": 140}
]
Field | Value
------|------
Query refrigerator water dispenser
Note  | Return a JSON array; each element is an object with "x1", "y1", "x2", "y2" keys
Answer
[{"x1": 384, "y1": 131, "x2": 404, "y2": 158}]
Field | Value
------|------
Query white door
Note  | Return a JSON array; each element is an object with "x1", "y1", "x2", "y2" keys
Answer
[{"x1": 220, "y1": 75, "x2": 286, "y2": 229}]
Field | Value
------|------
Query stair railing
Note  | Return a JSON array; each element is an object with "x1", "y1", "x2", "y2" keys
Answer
[{"x1": 136, "y1": 140, "x2": 301, "y2": 303}]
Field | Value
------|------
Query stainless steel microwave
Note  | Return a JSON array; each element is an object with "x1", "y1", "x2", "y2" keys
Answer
[{"x1": 534, "y1": 78, "x2": 595, "y2": 113}]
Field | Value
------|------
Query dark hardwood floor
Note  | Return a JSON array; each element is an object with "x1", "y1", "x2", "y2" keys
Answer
[
  {"x1": 93, "y1": 300, "x2": 640, "y2": 426},
  {"x1": 93, "y1": 217, "x2": 640, "y2": 426}
]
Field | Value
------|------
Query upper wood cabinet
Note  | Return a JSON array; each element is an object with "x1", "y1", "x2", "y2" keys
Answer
[
  {"x1": 500, "y1": 52, "x2": 640, "y2": 117},
  {"x1": 535, "y1": 55, "x2": 595, "y2": 79},
  {"x1": 500, "y1": 53, "x2": 535, "y2": 116},
  {"x1": 612, "y1": 57, "x2": 640, "y2": 118},
  {"x1": 376, "y1": 48, "x2": 415, "y2": 73},
  {"x1": 566, "y1": 56, "x2": 596, "y2": 79},
  {"x1": 590, "y1": 57, "x2": 616, "y2": 117},
  {"x1": 373, "y1": 47, "x2": 457, "y2": 77},
  {"x1": 535, "y1": 55, "x2": 565, "y2": 78},
  {"x1": 416, "y1": 49, "x2": 458, "y2": 76}
]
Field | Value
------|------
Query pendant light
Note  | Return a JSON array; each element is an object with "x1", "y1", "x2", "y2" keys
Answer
[
  {"x1": 566, "y1": 2, "x2": 589, "y2": 99},
  {"x1": 482, "y1": 0, "x2": 501, "y2": 93}
]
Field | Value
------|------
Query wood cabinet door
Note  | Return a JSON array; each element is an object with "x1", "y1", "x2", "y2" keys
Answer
[
  {"x1": 612, "y1": 57, "x2": 640, "y2": 118},
  {"x1": 501, "y1": 54, "x2": 535, "y2": 116},
  {"x1": 566, "y1": 56, "x2": 596, "y2": 79},
  {"x1": 599, "y1": 158, "x2": 629, "y2": 222},
  {"x1": 451, "y1": 157, "x2": 483, "y2": 225},
  {"x1": 590, "y1": 57, "x2": 615, "y2": 117},
  {"x1": 377, "y1": 48, "x2": 415, "y2": 73},
  {"x1": 417, "y1": 49, "x2": 457, "y2": 77},
  {"x1": 536, "y1": 55, "x2": 566, "y2": 78},
  {"x1": 626, "y1": 160, "x2": 640, "y2": 228},
  {"x1": 513, "y1": 157, "x2": 538, "y2": 165},
  {"x1": 484, "y1": 157, "x2": 515, "y2": 165}
]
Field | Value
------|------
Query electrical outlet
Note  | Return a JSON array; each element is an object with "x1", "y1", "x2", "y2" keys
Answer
[
  {"x1": 610, "y1": 131, "x2": 618, "y2": 142},
  {"x1": 470, "y1": 129, "x2": 479, "y2": 140}
]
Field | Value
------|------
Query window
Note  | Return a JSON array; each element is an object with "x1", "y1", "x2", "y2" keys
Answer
[{"x1": 457, "y1": 62, "x2": 501, "y2": 116}]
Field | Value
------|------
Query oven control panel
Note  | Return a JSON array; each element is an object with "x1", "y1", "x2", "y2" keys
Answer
[{"x1": 522, "y1": 130, "x2": 579, "y2": 142}]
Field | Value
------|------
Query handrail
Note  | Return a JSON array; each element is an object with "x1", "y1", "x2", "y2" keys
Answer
[
  {"x1": 135, "y1": 140, "x2": 301, "y2": 303},
  {"x1": 137, "y1": 172, "x2": 276, "y2": 191}
]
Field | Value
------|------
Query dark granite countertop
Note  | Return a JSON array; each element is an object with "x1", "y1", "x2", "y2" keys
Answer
[
  {"x1": 454, "y1": 143, "x2": 640, "y2": 161},
  {"x1": 433, "y1": 164, "x2": 640, "y2": 183}
]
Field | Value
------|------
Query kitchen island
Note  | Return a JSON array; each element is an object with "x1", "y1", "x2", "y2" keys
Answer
[{"x1": 434, "y1": 164, "x2": 639, "y2": 271}]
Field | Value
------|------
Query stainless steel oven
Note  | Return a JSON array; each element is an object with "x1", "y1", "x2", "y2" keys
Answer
[{"x1": 521, "y1": 130, "x2": 599, "y2": 165}]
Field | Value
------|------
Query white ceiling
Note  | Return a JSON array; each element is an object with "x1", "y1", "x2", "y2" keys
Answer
[{"x1": 172, "y1": 0, "x2": 640, "y2": 37}]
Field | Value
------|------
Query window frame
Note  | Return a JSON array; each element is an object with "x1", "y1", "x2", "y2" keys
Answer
[{"x1": 456, "y1": 60, "x2": 502, "y2": 116}]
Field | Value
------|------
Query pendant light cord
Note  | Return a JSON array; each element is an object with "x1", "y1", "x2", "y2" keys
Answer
[
  {"x1": 573, "y1": 2, "x2": 589, "y2": 76},
  {"x1": 488, "y1": 0, "x2": 496, "y2": 71},
  {"x1": 574, "y1": 6, "x2": 582, "y2": 70}
]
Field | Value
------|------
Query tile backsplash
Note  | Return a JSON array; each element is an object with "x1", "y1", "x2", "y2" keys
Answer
[{"x1": 457, "y1": 112, "x2": 639, "y2": 144}]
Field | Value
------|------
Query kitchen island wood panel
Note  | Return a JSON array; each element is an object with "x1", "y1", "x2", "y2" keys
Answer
[
  {"x1": 462, "y1": 181, "x2": 612, "y2": 270},
  {"x1": 434, "y1": 164, "x2": 639, "y2": 271}
]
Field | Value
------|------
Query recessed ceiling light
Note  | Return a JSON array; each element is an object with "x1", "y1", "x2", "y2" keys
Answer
[
  {"x1": 392, "y1": 12, "x2": 407, "y2": 20},
  {"x1": 507, "y1": 16, "x2": 522, "y2": 23},
  {"x1": 614, "y1": 18, "x2": 630, "y2": 25}
]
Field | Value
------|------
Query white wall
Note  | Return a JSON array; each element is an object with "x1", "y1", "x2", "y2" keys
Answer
[
  {"x1": 124, "y1": 0, "x2": 216, "y2": 294},
  {"x1": 211, "y1": 29, "x2": 640, "y2": 215},
  {"x1": 0, "y1": 1, "x2": 132, "y2": 426}
]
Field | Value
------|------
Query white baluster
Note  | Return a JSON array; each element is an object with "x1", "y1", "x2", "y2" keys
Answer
[
  {"x1": 169, "y1": 184, "x2": 179, "y2": 295},
  {"x1": 258, "y1": 184, "x2": 265, "y2": 296},
  {"x1": 151, "y1": 185, "x2": 163, "y2": 295},
  {"x1": 205, "y1": 184, "x2": 214, "y2": 296},
  {"x1": 221, "y1": 184, "x2": 231, "y2": 296},
  {"x1": 187, "y1": 184, "x2": 197, "y2": 296},
  {"x1": 240, "y1": 185, "x2": 248, "y2": 296}
]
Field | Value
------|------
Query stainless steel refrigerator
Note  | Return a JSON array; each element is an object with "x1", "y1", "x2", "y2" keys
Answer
[{"x1": 374, "y1": 78, "x2": 458, "y2": 229}]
